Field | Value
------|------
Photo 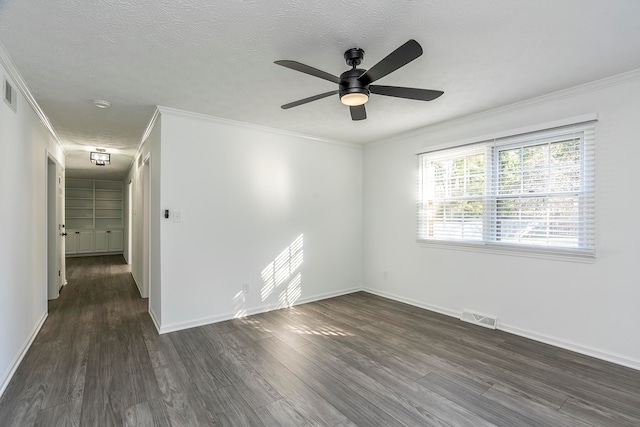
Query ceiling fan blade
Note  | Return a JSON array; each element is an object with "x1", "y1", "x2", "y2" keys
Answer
[
  {"x1": 358, "y1": 39, "x2": 423, "y2": 84},
  {"x1": 275, "y1": 60, "x2": 341, "y2": 84},
  {"x1": 281, "y1": 90, "x2": 338, "y2": 109},
  {"x1": 350, "y1": 105, "x2": 367, "y2": 121},
  {"x1": 370, "y1": 85, "x2": 444, "y2": 101}
]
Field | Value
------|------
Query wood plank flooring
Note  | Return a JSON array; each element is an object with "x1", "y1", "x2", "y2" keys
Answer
[{"x1": 1, "y1": 255, "x2": 639, "y2": 426}]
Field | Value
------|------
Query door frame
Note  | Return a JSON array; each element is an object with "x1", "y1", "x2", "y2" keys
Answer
[{"x1": 142, "y1": 153, "x2": 151, "y2": 300}]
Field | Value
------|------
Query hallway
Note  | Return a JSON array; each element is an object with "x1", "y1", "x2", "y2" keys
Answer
[{"x1": 0, "y1": 256, "x2": 160, "y2": 426}]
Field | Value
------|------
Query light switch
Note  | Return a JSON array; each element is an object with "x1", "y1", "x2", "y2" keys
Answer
[{"x1": 173, "y1": 211, "x2": 182, "y2": 223}]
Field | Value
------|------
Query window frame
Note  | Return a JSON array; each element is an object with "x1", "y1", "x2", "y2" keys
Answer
[{"x1": 416, "y1": 120, "x2": 596, "y2": 262}]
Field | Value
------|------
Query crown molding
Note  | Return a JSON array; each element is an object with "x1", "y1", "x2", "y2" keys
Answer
[
  {"x1": 0, "y1": 40, "x2": 65, "y2": 155},
  {"x1": 155, "y1": 105, "x2": 362, "y2": 150},
  {"x1": 127, "y1": 107, "x2": 161, "y2": 175},
  {"x1": 373, "y1": 67, "x2": 640, "y2": 147}
]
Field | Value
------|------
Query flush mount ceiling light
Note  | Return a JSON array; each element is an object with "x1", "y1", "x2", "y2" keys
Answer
[
  {"x1": 93, "y1": 99, "x2": 111, "y2": 109},
  {"x1": 90, "y1": 151, "x2": 110, "y2": 166}
]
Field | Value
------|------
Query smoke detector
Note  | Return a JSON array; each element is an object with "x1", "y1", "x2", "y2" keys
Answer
[{"x1": 93, "y1": 99, "x2": 111, "y2": 109}]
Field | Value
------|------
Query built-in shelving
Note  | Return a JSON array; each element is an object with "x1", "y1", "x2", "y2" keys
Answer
[{"x1": 65, "y1": 179, "x2": 124, "y2": 255}]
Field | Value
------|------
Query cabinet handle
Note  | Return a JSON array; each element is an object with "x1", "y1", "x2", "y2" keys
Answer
[
  {"x1": 75, "y1": 231, "x2": 80, "y2": 234},
  {"x1": 107, "y1": 230, "x2": 111, "y2": 233}
]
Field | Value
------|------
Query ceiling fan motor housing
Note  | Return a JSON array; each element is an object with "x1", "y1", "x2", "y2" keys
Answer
[{"x1": 339, "y1": 68, "x2": 370, "y2": 98}]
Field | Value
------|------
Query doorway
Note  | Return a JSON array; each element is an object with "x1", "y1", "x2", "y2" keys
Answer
[
  {"x1": 127, "y1": 179, "x2": 133, "y2": 266},
  {"x1": 141, "y1": 156, "x2": 150, "y2": 299},
  {"x1": 46, "y1": 154, "x2": 64, "y2": 300}
]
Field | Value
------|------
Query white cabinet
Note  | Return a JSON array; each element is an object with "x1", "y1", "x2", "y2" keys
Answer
[
  {"x1": 65, "y1": 229, "x2": 122, "y2": 255},
  {"x1": 94, "y1": 229, "x2": 123, "y2": 253},
  {"x1": 94, "y1": 230, "x2": 108, "y2": 252},
  {"x1": 65, "y1": 230, "x2": 95, "y2": 255},
  {"x1": 108, "y1": 229, "x2": 124, "y2": 252}
]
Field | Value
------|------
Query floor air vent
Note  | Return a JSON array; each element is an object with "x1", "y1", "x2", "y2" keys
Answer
[{"x1": 460, "y1": 309, "x2": 497, "y2": 330}]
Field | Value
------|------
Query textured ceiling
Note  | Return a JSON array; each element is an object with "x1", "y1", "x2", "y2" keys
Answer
[{"x1": 1, "y1": 0, "x2": 640, "y2": 179}]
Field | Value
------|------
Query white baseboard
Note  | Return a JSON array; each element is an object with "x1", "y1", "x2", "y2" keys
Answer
[
  {"x1": 0, "y1": 311, "x2": 48, "y2": 398},
  {"x1": 499, "y1": 323, "x2": 640, "y2": 371},
  {"x1": 363, "y1": 287, "x2": 461, "y2": 319},
  {"x1": 158, "y1": 287, "x2": 363, "y2": 334},
  {"x1": 361, "y1": 287, "x2": 640, "y2": 372},
  {"x1": 149, "y1": 306, "x2": 161, "y2": 334},
  {"x1": 131, "y1": 271, "x2": 143, "y2": 298}
]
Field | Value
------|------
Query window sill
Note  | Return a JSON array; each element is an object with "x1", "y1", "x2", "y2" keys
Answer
[{"x1": 417, "y1": 240, "x2": 595, "y2": 264}]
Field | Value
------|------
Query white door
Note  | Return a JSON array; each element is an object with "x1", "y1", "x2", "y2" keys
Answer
[
  {"x1": 57, "y1": 170, "x2": 65, "y2": 288},
  {"x1": 47, "y1": 156, "x2": 65, "y2": 299}
]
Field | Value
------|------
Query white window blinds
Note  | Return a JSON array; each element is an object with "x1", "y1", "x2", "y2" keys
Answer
[{"x1": 417, "y1": 121, "x2": 595, "y2": 260}]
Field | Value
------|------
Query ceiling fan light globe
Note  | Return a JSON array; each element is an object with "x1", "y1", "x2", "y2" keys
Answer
[{"x1": 340, "y1": 93, "x2": 369, "y2": 106}]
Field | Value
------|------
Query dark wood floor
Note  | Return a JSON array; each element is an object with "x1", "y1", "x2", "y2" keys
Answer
[{"x1": 1, "y1": 256, "x2": 639, "y2": 426}]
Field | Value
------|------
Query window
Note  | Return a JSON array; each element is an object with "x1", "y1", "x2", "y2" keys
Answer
[{"x1": 417, "y1": 121, "x2": 595, "y2": 260}]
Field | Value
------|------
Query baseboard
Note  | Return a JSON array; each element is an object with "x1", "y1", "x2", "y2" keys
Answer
[
  {"x1": 500, "y1": 323, "x2": 640, "y2": 371},
  {"x1": 158, "y1": 287, "x2": 363, "y2": 334},
  {"x1": 131, "y1": 271, "x2": 143, "y2": 298},
  {"x1": 148, "y1": 306, "x2": 161, "y2": 334},
  {"x1": 362, "y1": 287, "x2": 640, "y2": 372},
  {"x1": 0, "y1": 311, "x2": 48, "y2": 398},
  {"x1": 362, "y1": 287, "x2": 461, "y2": 319}
]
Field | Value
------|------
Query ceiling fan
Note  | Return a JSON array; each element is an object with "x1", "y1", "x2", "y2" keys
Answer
[{"x1": 275, "y1": 39, "x2": 443, "y2": 121}]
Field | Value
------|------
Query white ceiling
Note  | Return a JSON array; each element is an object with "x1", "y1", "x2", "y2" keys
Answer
[{"x1": 1, "y1": 0, "x2": 640, "y2": 180}]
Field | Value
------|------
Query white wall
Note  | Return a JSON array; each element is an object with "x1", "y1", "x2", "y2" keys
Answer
[
  {"x1": 363, "y1": 70, "x2": 640, "y2": 369},
  {"x1": 156, "y1": 108, "x2": 363, "y2": 332},
  {"x1": 0, "y1": 55, "x2": 64, "y2": 395}
]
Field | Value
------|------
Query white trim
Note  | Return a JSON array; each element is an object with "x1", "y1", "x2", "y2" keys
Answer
[
  {"x1": 157, "y1": 287, "x2": 362, "y2": 334},
  {"x1": 0, "y1": 40, "x2": 65, "y2": 155},
  {"x1": 369, "y1": 67, "x2": 640, "y2": 148},
  {"x1": 361, "y1": 288, "x2": 640, "y2": 371},
  {"x1": 362, "y1": 288, "x2": 460, "y2": 319},
  {"x1": 0, "y1": 312, "x2": 48, "y2": 398},
  {"x1": 149, "y1": 306, "x2": 161, "y2": 334},
  {"x1": 500, "y1": 323, "x2": 640, "y2": 372},
  {"x1": 131, "y1": 270, "x2": 143, "y2": 297},
  {"x1": 156, "y1": 105, "x2": 363, "y2": 150},
  {"x1": 127, "y1": 108, "x2": 161, "y2": 176},
  {"x1": 415, "y1": 113, "x2": 598, "y2": 155},
  {"x1": 417, "y1": 241, "x2": 596, "y2": 264}
]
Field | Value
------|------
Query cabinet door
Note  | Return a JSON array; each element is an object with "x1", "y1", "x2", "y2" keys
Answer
[
  {"x1": 65, "y1": 231, "x2": 78, "y2": 255},
  {"x1": 94, "y1": 230, "x2": 108, "y2": 252},
  {"x1": 77, "y1": 230, "x2": 94, "y2": 253},
  {"x1": 108, "y1": 229, "x2": 124, "y2": 252}
]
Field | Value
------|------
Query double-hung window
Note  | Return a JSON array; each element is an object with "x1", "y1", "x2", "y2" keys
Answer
[{"x1": 417, "y1": 121, "x2": 595, "y2": 260}]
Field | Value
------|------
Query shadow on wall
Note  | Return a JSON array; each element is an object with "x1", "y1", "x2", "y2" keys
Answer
[{"x1": 233, "y1": 234, "x2": 304, "y2": 319}]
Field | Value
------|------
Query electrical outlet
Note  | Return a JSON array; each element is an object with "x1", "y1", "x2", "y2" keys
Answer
[
  {"x1": 243, "y1": 283, "x2": 250, "y2": 293},
  {"x1": 383, "y1": 271, "x2": 389, "y2": 279}
]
